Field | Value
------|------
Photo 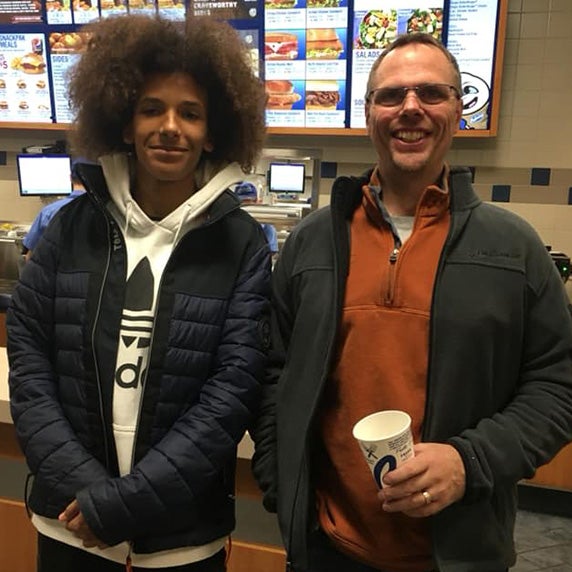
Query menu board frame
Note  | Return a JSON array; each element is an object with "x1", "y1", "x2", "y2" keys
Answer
[{"x1": 0, "y1": 0, "x2": 507, "y2": 138}]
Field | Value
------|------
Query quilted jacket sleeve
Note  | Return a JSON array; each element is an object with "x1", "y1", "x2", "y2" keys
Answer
[
  {"x1": 76, "y1": 239, "x2": 272, "y2": 545},
  {"x1": 8, "y1": 219, "x2": 109, "y2": 515}
]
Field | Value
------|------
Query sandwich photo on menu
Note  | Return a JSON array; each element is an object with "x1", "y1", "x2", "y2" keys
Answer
[
  {"x1": 265, "y1": 80, "x2": 302, "y2": 109},
  {"x1": 305, "y1": 80, "x2": 340, "y2": 110},
  {"x1": 265, "y1": 32, "x2": 299, "y2": 60},
  {"x1": 264, "y1": 0, "x2": 297, "y2": 8},
  {"x1": 307, "y1": 0, "x2": 340, "y2": 6},
  {"x1": 306, "y1": 28, "x2": 343, "y2": 59},
  {"x1": 11, "y1": 53, "x2": 46, "y2": 75}
]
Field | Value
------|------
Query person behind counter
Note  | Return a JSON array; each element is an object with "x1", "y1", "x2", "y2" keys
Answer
[
  {"x1": 234, "y1": 181, "x2": 279, "y2": 256},
  {"x1": 8, "y1": 13, "x2": 270, "y2": 572},
  {"x1": 251, "y1": 32, "x2": 572, "y2": 572},
  {"x1": 22, "y1": 159, "x2": 86, "y2": 262}
]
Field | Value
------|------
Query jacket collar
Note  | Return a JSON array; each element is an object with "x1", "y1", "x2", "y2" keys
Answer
[
  {"x1": 330, "y1": 165, "x2": 480, "y2": 218},
  {"x1": 73, "y1": 162, "x2": 241, "y2": 225}
]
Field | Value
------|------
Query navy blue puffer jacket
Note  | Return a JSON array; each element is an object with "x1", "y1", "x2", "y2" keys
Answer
[{"x1": 8, "y1": 164, "x2": 271, "y2": 553}]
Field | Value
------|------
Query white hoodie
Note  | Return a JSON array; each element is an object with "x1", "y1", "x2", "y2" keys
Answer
[{"x1": 33, "y1": 154, "x2": 246, "y2": 567}]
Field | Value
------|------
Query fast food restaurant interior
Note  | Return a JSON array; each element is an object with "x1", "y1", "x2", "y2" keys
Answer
[{"x1": 2, "y1": 0, "x2": 572, "y2": 571}]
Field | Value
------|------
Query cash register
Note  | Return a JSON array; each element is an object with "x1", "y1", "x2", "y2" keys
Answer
[{"x1": 547, "y1": 246, "x2": 571, "y2": 283}]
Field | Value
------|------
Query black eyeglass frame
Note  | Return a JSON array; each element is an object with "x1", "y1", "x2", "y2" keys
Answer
[{"x1": 366, "y1": 83, "x2": 461, "y2": 107}]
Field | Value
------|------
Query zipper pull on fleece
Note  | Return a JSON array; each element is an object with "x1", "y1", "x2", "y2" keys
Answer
[{"x1": 389, "y1": 247, "x2": 399, "y2": 263}]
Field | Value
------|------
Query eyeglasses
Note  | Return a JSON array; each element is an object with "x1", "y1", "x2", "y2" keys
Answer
[{"x1": 366, "y1": 83, "x2": 461, "y2": 107}]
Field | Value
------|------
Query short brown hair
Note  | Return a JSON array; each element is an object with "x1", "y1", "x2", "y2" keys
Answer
[
  {"x1": 67, "y1": 15, "x2": 266, "y2": 172},
  {"x1": 365, "y1": 33, "x2": 462, "y2": 98}
]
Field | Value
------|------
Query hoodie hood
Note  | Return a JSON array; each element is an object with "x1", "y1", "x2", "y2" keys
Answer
[{"x1": 100, "y1": 153, "x2": 246, "y2": 242}]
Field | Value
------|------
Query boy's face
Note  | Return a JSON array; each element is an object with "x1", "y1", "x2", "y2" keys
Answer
[{"x1": 123, "y1": 72, "x2": 213, "y2": 191}]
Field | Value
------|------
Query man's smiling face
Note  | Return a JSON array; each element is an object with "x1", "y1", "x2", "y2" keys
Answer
[{"x1": 365, "y1": 43, "x2": 462, "y2": 180}]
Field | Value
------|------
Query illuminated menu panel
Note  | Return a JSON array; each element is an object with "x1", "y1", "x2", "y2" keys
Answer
[
  {"x1": 49, "y1": 31, "x2": 89, "y2": 123},
  {"x1": 0, "y1": 0, "x2": 503, "y2": 131},
  {"x1": 237, "y1": 29, "x2": 260, "y2": 77},
  {"x1": 349, "y1": 0, "x2": 500, "y2": 130},
  {"x1": 189, "y1": 0, "x2": 258, "y2": 18},
  {"x1": 0, "y1": 0, "x2": 260, "y2": 125},
  {"x1": 0, "y1": 0, "x2": 42, "y2": 24},
  {"x1": 0, "y1": 33, "x2": 51, "y2": 122},
  {"x1": 264, "y1": 0, "x2": 348, "y2": 128},
  {"x1": 349, "y1": 1, "x2": 445, "y2": 128},
  {"x1": 73, "y1": 0, "x2": 100, "y2": 24},
  {"x1": 46, "y1": 0, "x2": 72, "y2": 24},
  {"x1": 448, "y1": 0, "x2": 498, "y2": 131}
]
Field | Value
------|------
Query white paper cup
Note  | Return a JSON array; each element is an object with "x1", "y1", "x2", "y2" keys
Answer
[{"x1": 352, "y1": 410, "x2": 414, "y2": 488}]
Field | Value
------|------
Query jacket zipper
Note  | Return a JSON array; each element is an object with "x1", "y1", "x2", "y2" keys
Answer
[
  {"x1": 286, "y1": 209, "x2": 349, "y2": 570},
  {"x1": 126, "y1": 222, "x2": 205, "y2": 554},
  {"x1": 91, "y1": 214, "x2": 114, "y2": 470},
  {"x1": 385, "y1": 245, "x2": 400, "y2": 305},
  {"x1": 422, "y1": 181, "x2": 464, "y2": 572},
  {"x1": 125, "y1": 549, "x2": 133, "y2": 571},
  {"x1": 128, "y1": 218, "x2": 195, "y2": 470}
]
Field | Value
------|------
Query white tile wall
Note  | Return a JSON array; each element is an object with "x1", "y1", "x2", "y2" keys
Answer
[
  {"x1": 497, "y1": 203, "x2": 572, "y2": 255},
  {"x1": 522, "y1": 0, "x2": 550, "y2": 12}
]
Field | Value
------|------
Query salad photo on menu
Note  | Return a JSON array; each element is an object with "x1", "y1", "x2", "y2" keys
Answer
[
  {"x1": 354, "y1": 9, "x2": 396, "y2": 49},
  {"x1": 406, "y1": 8, "x2": 443, "y2": 39}
]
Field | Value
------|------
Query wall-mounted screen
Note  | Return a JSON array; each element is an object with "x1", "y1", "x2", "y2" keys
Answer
[
  {"x1": 262, "y1": 0, "x2": 507, "y2": 135},
  {"x1": 269, "y1": 162, "x2": 306, "y2": 193},
  {"x1": 0, "y1": 0, "x2": 506, "y2": 137},
  {"x1": 17, "y1": 153, "x2": 72, "y2": 196},
  {"x1": 349, "y1": 0, "x2": 503, "y2": 132}
]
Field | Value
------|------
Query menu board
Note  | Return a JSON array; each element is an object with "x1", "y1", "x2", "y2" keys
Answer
[
  {"x1": 237, "y1": 29, "x2": 260, "y2": 76},
  {"x1": 349, "y1": 0, "x2": 500, "y2": 131},
  {"x1": 0, "y1": 0, "x2": 42, "y2": 24},
  {"x1": 46, "y1": 0, "x2": 72, "y2": 24},
  {"x1": 264, "y1": 0, "x2": 348, "y2": 128},
  {"x1": 448, "y1": 0, "x2": 498, "y2": 130},
  {"x1": 0, "y1": 33, "x2": 51, "y2": 121},
  {"x1": 349, "y1": 1, "x2": 445, "y2": 128},
  {"x1": 0, "y1": 0, "x2": 259, "y2": 124},
  {"x1": 49, "y1": 30, "x2": 88, "y2": 123},
  {"x1": 0, "y1": 0, "x2": 505, "y2": 133},
  {"x1": 189, "y1": 0, "x2": 258, "y2": 18}
]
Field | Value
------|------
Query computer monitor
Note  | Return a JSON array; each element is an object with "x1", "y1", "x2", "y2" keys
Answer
[
  {"x1": 268, "y1": 162, "x2": 305, "y2": 194},
  {"x1": 16, "y1": 154, "x2": 73, "y2": 197}
]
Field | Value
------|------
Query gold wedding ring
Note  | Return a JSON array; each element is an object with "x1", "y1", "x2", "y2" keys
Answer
[{"x1": 422, "y1": 490, "x2": 432, "y2": 505}]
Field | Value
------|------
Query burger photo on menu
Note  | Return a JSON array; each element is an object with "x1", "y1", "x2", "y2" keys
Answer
[
  {"x1": 306, "y1": 28, "x2": 343, "y2": 60},
  {"x1": 265, "y1": 32, "x2": 299, "y2": 60},
  {"x1": 305, "y1": 80, "x2": 340, "y2": 110},
  {"x1": 11, "y1": 53, "x2": 46, "y2": 75},
  {"x1": 265, "y1": 80, "x2": 302, "y2": 110},
  {"x1": 264, "y1": 0, "x2": 297, "y2": 9}
]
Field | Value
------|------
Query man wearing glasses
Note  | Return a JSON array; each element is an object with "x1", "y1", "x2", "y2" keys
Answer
[{"x1": 252, "y1": 33, "x2": 572, "y2": 572}]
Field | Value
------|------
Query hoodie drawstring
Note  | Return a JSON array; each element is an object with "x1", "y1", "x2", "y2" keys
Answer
[
  {"x1": 123, "y1": 200, "x2": 134, "y2": 243},
  {"x1": 172, "y1": 203, "x2": 192, "y2": 248}
]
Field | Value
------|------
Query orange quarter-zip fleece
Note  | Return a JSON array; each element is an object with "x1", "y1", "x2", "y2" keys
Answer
[{"x1": 316, "y1": 171, "x2": 450, "y2": 571}]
